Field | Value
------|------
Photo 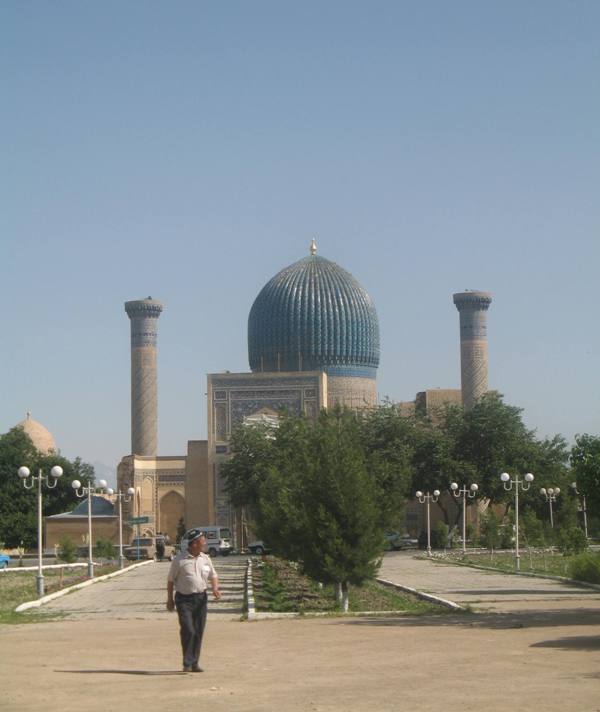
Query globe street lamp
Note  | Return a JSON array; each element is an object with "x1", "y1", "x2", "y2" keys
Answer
[
  {"x1": 540, "y1": 487, "x2": 560, "y2": 529},
  {"x1": 500, "y1": 472, "x2": 534, "y2": 571},
  {"x1": 106, "y1": 486, "x2": 135, "y2": 569},
  {"x1": 571, "y1": 482, "x2": 589, "y2": 539},
  {"x1": 416, "y1": 490, "x2": 440, "y2": 557},
  {"x1": 450, "y1": 482, "x2": 479, "y2": 555},
  {"x1": 17, "y1": 465, "x2": 64, "y2": 597},
  {"x1": 71, "y1": 479, "x2": 108, "y2": 578}
]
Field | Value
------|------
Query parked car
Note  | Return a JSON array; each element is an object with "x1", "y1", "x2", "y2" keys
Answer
[
  {"x1": 247, "y1": 541, "x2": 270, "y2": 555},
  {"x1": 384, "y1": 531, "x2": 403, "y2": 550},
  {"x1": 0, "y1": 554, "x2": 11, "y2": 569},
  {"x1": 124, "y1": 536, "x2": 175, "y2": 561},
  {"x1": 398, "y1": 534, "x2": 418, "y2": 549},
  {"x1": 384, "y1": 532, "x2": 418, "y2": 551}
]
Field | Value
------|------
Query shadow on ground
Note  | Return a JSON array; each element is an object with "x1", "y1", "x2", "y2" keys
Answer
[
  {"x1": 447, "y1": 588, "x2": 597, "y2": 596},
  {"x1": 531, "y1": 635, "x2": 600, "y2": 650},
  {"x1": 339, "y1": 608, "x2": 600, "y2": 631},
  {"x1": 56, "y1": 669, "x2": 187, "y2": 676}
]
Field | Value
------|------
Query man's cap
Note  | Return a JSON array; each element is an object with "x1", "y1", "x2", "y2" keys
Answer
[{"x1": 186, "y1": 528, "x2": 205, "y2": 543}]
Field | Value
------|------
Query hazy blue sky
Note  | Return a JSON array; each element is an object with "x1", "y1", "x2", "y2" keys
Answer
[{"x1": 2, "y1": 1, "x2": 599, "y2": 484}]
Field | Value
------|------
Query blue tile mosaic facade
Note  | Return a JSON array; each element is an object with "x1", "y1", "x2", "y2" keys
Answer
[{"x1": 247, "y1": 255, "x2": 379, "y2": 378}]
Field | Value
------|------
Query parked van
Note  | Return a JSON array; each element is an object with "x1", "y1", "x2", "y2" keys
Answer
[{"x1": 180, "y1": 526, "x2": 233, "y2": 557}]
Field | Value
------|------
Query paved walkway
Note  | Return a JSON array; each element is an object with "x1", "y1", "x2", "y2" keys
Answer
[
  {"x1": 42, "y1": 556, "x2": 247, "y2": 620},
  {"x1": 380, "y1": 551, "x2": 600, "y2": 613}
]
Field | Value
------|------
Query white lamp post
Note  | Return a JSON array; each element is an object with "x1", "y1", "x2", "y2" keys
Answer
[
  {"x1": 17, "y1": 465, "x2": 64, "y2": 597},
  {"x1": 450, "y1": 482, "x2": 479, "y2": 555},
  {"x1": 416, "y1": 490, "x2": 440, "y2": 557},
  {"x1": 571, "y1": 482, "x2": 589, "y2": 539},
  {"x1": 540, "y1": 487, "x2": 560, "y2": 529},
  {"x1": 500, "y1": 472, "x2": 534, "y2": 571},
  {"x1": 71, "y1": 478, "x2": 108, "y2": 578},
  {"x1": 106, "y1": 486, "x2": 135, "y2": 568}
]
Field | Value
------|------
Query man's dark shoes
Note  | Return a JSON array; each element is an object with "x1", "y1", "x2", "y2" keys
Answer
[
  {"x1": 191, "y1": 664, "x2": 204, "y2": 673},
  {"x1": 183, "y1": 665, "x2": 192, "y2": 673}
]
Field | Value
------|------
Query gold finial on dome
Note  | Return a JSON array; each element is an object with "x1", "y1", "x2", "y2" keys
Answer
[{"x1": 310, "y1": 238, "x2": 317, "y2": 256}]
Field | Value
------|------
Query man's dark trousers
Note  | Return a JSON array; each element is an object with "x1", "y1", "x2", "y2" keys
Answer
[{"x1": 175, "y1": 591, "x2": 208, "y2": 667}]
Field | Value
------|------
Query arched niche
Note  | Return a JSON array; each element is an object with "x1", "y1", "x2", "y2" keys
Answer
[{"x1": 159, "y1": 490, "x2": 185, "y2": 541}]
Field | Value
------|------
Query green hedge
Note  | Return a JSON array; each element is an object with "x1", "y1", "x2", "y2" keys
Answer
[{"x1": 568, "y1": 552, "x2": 600, "y2": 583}]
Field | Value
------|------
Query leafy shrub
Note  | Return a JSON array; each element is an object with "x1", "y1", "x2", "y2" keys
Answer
[
  {"x1": 521, "y1": 510, "x2": 546, "y2": 547},
  {"x1": 480, "y1": 512, "x2": 500, "y2": 549},
  {"x1": 499, "y1": 524, "x2": 514, "y2": 549},
  {"x1": 568, "y1": 552, "x2": 600, "y2": 583},
  {"x1": 431, "y1": 521, "x2": 449, "y2": 550},
  {"x1": 465, "y1": 523, "x2": 477, "y2": 546},
  {"x1": 94, "y1": 538, "x2": 116, "y2": 560},
  {"x1": 556, "y1": 526, "x2": 588, "y2": 555},
  {"x1": 57, "y1": 536, "x2": 78, "y2": 563}
]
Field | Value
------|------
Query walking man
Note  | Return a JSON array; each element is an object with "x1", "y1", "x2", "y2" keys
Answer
[{"x1": 167, "y1": 528, "x2": 221, "y2": 672}]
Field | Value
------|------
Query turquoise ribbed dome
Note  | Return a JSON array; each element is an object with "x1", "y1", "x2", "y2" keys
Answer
[{"x1": 248, "y1": 252, "x2": 379, "y2": 377}]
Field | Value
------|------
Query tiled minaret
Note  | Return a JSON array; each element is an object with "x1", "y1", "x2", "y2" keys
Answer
[
  {"x1": 124, "y1": 297, "x2": 163, "y2": 455},
  {"x1": 453, "y1": 291, "x2": 492, "y2": 410}
]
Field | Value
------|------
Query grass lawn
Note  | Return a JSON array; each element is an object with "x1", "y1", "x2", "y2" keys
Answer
[
  {"x1": 0, "y1": 563, "x2": 121, "y2": 624},
  {"x1": 433, "y1": 549, "x2": 579, "y2": 578},
  {"x1": 253, "y1": 557, "x2": 445, "y2": 615}
]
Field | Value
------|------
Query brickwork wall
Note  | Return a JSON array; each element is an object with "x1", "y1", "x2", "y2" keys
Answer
[
  {"x1": 327, "y1": 376, "x2": 377, "y2": 408},
  {"x1": 45, "y1": 518, "x2": 120, "y2": 549},
  {"x1": 185, "y1": 440, "x2": 212, "y2": 528}
]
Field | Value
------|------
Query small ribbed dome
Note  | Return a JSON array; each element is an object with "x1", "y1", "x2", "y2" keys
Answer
[
  {"x1": 16, "y1": 412, "x2": 57, "y2": 454},
  {"x1": 248, "y1": 248, "x2": 379, "y2": 377}
]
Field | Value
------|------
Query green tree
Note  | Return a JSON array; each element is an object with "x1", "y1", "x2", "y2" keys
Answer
[
  {"x1": 0, "y1": 427, "x2": 95, "y2": 547},
  {"x1": 448, "y1": 393, "x2": 546, "y2": 506},
  {"x1": 359, "y1": 404, "x2": 415, "y2": 530},
  {"x1": 255, "y1": 408, "x2": 384, "y2": 611},
  {"x1": 480, "y1": 511, "x2": 501, "y2": 550},
  {"x1": 422, "y1": 394, "x2": 569, "y2": 517},
  {"x1": 570, "y1": 434, "x2": 600, "y2": 513},
  {"x1": 221, "y1": 421, "x2": 277, "y2": 516},
  {"x1": 256, "y1": 414, "x2": 313, "y2": 563},
  {"x1": 520, "y1": 510, "x2": 546, "y2": 547},
  {"x1": 410, "y1": 413, "x2": 470, "y2": 526},
  {"x1": 57, "y1": 536, "x2": 78, "y2": 563},
  {"x1": 303, "y1": 408, "x2": 383, "y2": 610},
  {"x1": 555, "y1": 526, "x2": 588, "y2": 555}
]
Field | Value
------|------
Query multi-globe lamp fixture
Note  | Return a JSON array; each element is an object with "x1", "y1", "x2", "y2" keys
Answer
[
  {"x1": 17, "y1": 465, "x2": 64, "y2": 597},
  {"x1": 71, "y1": 478, "x2": 109, "y2": 578},
  {"x1": 106, "y1": 485, "x2": 136, "y2": 568},
  {"x1": 500, "y1": 471, "x2": 534, "y2": 571}
]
